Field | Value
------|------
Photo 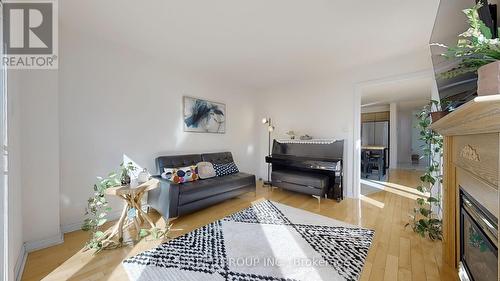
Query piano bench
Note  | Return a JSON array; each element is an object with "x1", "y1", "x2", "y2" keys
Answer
[{"x1": 271, "y1": 170, "x2": 329, "y2": 198}]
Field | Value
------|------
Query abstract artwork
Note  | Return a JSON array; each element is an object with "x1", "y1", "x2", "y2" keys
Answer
[{"x1": 183, "y1": 96, "x2": 226, "y2": 133}]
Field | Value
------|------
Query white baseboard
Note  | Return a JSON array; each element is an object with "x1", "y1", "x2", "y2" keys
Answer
[
  {"x1": 60, "y1": 209, "x2": 123, "y2": 234},
  {"x1": 14, "y1": 245, "x2": 27, "y2": 281},
  {"x1": 24, "y1": 232, "x2": 64, "y2": 253},
  {"x1": 15, "y1": 209, "x2": 127, "y2": 281},
  {"x1": 15, "y1": 232, "x2": 64, "y2": 280}
]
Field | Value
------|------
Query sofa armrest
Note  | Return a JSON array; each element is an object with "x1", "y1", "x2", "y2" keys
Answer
[{"x1": 147, "y1": 175, "x2": 180, "y2": 219}]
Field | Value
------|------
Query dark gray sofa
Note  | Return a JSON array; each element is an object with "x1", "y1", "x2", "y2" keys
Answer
[{"x1": 147, "y1": 152, "x2": 256, "y2": 219}]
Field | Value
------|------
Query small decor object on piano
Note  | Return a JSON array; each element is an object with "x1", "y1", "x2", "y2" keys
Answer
[
  {"x1": 299, "y1": 134, "x2": 313, "y2": 140},
  {"x1": 213, "y1": 162, "x2": 239, "y2": 177},
  {"x1": 286, "y1": 130, "x2": 297, "y2": 139}
]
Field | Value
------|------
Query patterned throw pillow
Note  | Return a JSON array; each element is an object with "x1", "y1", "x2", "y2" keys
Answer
[
  {"x1": 213, "y1": 162, "x2": 239, "y2": 177},
  {"x1": 196, "y1": 162, "x2": 216, "y2": 179},
  {"x1": 161, "y1": 166, "x2": 199, "y2": 184}
]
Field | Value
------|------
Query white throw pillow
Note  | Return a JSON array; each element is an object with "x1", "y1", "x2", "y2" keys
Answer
[{"x1": 197, "y1": 162, "x2": 216, "y2": 179}]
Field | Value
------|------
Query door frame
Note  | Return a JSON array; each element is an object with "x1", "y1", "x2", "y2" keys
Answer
[{"x1": 352, "y1": 70, "x2": 434, "y2": 198}]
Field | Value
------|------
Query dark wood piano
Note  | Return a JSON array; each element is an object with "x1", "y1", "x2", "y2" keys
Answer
[{"x1": 265, "y1": 139, "x2": 344, "y2": 201}]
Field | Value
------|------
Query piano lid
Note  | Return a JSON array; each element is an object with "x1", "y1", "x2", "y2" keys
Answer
[{"x1": 271, "y1": 139, "x2": 344, "y2": 160}]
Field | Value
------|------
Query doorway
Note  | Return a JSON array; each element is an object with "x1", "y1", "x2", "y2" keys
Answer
[{"x1": 353, "y1": 71, "x2": 435, "y2": 198}]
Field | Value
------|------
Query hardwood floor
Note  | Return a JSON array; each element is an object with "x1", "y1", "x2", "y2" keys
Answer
[{"x1": 21, "y1": 169, "x2": 457, "y2": 281}]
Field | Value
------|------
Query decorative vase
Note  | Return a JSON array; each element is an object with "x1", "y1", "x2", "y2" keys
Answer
[
  {"x1": 477, "y1": 61, "x2": 500, "y2": 96},
  {"x1": 138, "y1": 168, "x2": 150, "y2": 183}
]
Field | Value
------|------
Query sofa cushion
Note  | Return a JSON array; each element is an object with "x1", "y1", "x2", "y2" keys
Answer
[
  {"x1": 201, "y1": 152, "x2": 233, "y2": 164},
  {"x1": 197, "y1": 162, "x2": 216, "y2": 179},
  {"x1": 162, "y1": 166, "x2": 199, "y2": 184},
  {"x1": 178, "y1": 172, "x2": 255, "y2": 205},
  {"x1": 156, "y1": 154, "x2": 202, "y2": 174},
  {"x1": 213, "y1": 162, "x2": 239, "y2": 176}
]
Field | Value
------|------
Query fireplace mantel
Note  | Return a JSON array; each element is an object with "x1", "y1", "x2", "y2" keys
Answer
[
  {"x1": 431, "y1": 95, "x2": 500, "y2": 136},
  {"x1": 431, "y1": 95, "x2": 500, "y2": 280}
]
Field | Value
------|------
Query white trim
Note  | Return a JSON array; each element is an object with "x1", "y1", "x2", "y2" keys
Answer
[
  {"x1": 14, "y1": 244, "x2": 26, "y2": 281},
  {"x1": 352, "y1": 69, "x2": 434, "y2": 199},
  {"x1": 24, "y1": 232, "x2": 64, "y2": 253},
  {"x1": 61, "y1": 209, "x2": 122, "y2": 234},
  {"x1": 60, "y1": 221, "x2": 84, "y2": 234},
  {"x1": 389, "y1": 102, "x2": 399, "y2": 169},
  {"x1": 275, "y1": 139, "x2": 339, "y2": 144},
  {"x1": 352, "y1": 85, "x2": 362, "y2": 199}
]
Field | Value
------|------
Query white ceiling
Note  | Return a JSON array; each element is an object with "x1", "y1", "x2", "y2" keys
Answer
[
  {"x1": 61, "y1": 0, "x2": 439, "y2": 89},
  {"x1": 361, "y1": 76, "x2": 433, "y2": 106}
]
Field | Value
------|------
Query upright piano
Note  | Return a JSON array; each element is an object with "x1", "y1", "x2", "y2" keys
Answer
[{"x1": 265, "y1": 139, "x2": 344, "y2": 201}]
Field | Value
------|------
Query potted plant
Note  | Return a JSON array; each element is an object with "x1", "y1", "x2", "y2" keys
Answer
[
  {"x1": 406, "y1": 102, "x2": 444, "y2": 241},
  {"x1": 429, "y1": 100, "x2": 448, "y2": 122},
  {"x1": 435, "y1": 3, "x2": 500, "y2": 96},
  {"x1": 119, "y1": 161, "x2": 136, "y2": 185},
  {"x1": 422, "y1": 99, "x2": 449, "y2": 123},
  {"x1": 82, "y1": 162, "x2": 168, "y2": 253}
]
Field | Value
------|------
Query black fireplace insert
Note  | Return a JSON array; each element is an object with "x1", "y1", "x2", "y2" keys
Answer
[{"x1": 459, "y1": 188, "x2": 498, "y2": 281}]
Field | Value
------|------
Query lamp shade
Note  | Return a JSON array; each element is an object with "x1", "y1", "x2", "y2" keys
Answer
[
  {"x1": 268, "y1": 125, "x2": 275, "y2": 132},
  {"x1": 262, "y1": 117, "x2": 268, "y2": 124}
]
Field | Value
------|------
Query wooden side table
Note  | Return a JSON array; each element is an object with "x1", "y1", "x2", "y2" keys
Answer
[{"x1": 102, "y1": 178, "x2": 159, "y2": 246}]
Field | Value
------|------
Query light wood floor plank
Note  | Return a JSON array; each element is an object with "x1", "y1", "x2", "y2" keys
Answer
[{"x1": 21, "y1": 169, "x2": 457, "y2": 281}]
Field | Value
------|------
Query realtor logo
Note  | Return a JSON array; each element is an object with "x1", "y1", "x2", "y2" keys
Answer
[{"x1": 2, "y1": 0, "x2": 58, "y2": 69}]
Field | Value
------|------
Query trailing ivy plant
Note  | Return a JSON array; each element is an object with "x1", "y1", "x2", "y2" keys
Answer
[
  {"x1": 82, "y1": 162, "x2": 136, "y2": 253},
  {"x1": 434, "y1": 3, "x2": 500, "y2": 79},
  {"x1": 406, "y1": 100, "x2": 444, "y2": 241}
]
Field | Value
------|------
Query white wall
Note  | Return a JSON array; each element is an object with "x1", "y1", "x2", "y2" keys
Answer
[
  {"x1": 256, "y1": 52, "x2": 432, "y2": 196},
  {"x1": 411, "y1": 109, "x2": 427, "y2": 163},
  {"x1": 7, "y1": 72, "x2": 23, "y2": 281},
  {"x1": 361, "y1": 104, "x2": 390, "y2": 113},
  {"x1": 58, "y1": 30, "x2": 260, "y2": 229},
  {"x1": 6, "y1": 70, "x2": 61, "y2": 280},
  {"x1": 389, "y1": 103, "x2": 398, "y2": 169},
  {"x1": 19, "y1": 71, "x2": 61, "y2": 246},
  {"x1": 397, "y1": 109, "x2": 412, "y2": 164}
]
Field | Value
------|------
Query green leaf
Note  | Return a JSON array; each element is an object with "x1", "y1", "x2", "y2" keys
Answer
[
  {"x1": 139, "y1": 229, "x2": 149, "y2": 238},
  {"x1": 427, "y1": 197, "x2": 439, "y2": 203},
  {"x1": 420, "y1": 208, "x2": 431, "y2": 217},
  {"x1": 97, "y1": 218, "x2": 107, "y2": 226},
  {"x1": 416, "y1": 198, "x2": 425, "y2": 206}
]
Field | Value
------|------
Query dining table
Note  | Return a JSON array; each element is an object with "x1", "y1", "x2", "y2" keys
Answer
[{"x1": 361, "y1": 146, "x2": 388, "y2": 180}]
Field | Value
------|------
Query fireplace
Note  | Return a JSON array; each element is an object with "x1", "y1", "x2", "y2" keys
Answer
[{"x1": 459, "y1": 188, "x2": 498, "y2": 281}]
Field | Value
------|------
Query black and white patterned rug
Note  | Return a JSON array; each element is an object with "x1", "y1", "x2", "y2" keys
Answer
[{"x1": 123, "y1": 200, "x2": 374, "y2": 281}]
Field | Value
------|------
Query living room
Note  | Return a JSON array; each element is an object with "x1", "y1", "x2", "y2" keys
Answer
[{"x1": 2, "y1": 0, "x2": 500, "y2": 281}]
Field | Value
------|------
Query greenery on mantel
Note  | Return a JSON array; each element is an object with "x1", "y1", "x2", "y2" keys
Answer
[
  {"x1": 406, "y1": 100, "x2": 444, "y2": 241},
  {"x1": 435, "y1": 3, "x2": 500, "y2": 79},
  {"x1": 81, "y1": 162, "x2": 136, "y2": 253}
]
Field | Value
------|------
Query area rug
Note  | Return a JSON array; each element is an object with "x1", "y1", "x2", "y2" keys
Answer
[{"x1": 122, "y1": 200, "x2": 374, "y2": 281}]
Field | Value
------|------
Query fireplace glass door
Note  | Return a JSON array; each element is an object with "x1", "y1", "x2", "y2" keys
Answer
[{"x1": 460, "y1": 189, "x2": 498, "y2": 281}]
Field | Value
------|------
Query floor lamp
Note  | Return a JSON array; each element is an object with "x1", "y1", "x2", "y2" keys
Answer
[{"x1": 262, "y1": 117, "x2": 274, "y2": 187}]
